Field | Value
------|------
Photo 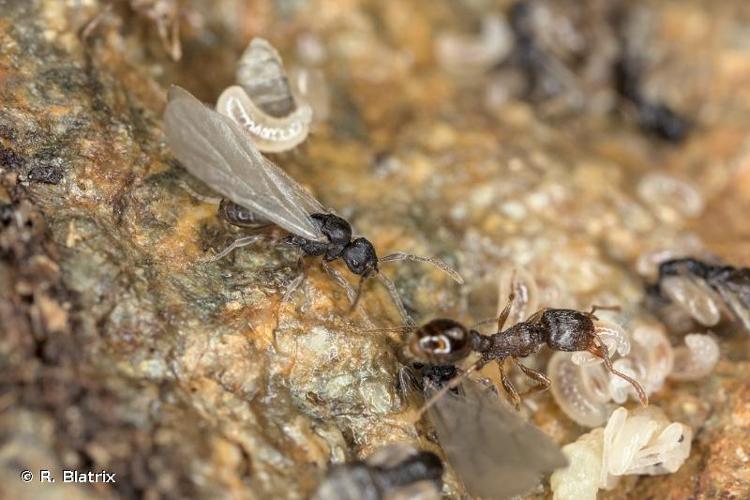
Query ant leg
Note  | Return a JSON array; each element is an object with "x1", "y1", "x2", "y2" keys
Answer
[
  {"x1": 349, "y1": 275, "x2": 367, "y2": 313},
  {"x1": 282, "y1": 257, "x2": 306, "y2": 303},
  {"x1": 472, "y1": 291, "x2": 518, "y2": 331},
  {"x1": 525, "y1": 307, "x2": 550, "y2": 325},
  {"x1": 499, "y1": 360, "x2": 521, "y2": 409},
  {"x1": 321, "y1": 261, "x2": 374, "y2": 326},
  {"x1": 586, "y1": 304, "x2": 621, "y2": 321},
  {"x1": 496, "y1": 290, "x2": 517, "y2": 332},
  {"x1": 320, "y1": 260, "x2": 357, "y2": 304},
  {"x1": 207, "y1": 235, "x2": 262, "y2": 262},
  {"x1": 513, "y1": 359, "x2": 551, "y2": 396},
  {"x1": 588, "y1": 335, "x2": 649, "y2": 406}
]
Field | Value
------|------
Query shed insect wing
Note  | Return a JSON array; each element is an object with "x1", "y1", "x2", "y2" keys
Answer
[
  {"x1": 426, "y1": 378, "x2": 567, "y2": 500},
  {"x1": 164, "y1": 86, "x2": 325, "y2": 242}
]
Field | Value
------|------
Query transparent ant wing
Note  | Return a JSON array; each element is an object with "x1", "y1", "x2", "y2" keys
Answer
[
  {"x1": 164, "y1": 86, "x2": 326, "y2": 242},
  {"x1": 426, "y1": 377, "x2": 567, "y2": 499}
]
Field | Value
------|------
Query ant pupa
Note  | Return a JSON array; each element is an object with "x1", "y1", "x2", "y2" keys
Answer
[
  {"x1": 401, "y1": 289, "x2": 648, "y2": 414},
  {"x1": 313, "y1": 443, "x2": 443, "y2": 500},
  {"x1": 163, "y1": 86, "x2": 462, "y2": 323},
  {"x1": 650, "y1": 257, "x2": 750, "y2": 332},
  {"x1": 399, "y1": 362, "x2": 567, "y2": 499}
]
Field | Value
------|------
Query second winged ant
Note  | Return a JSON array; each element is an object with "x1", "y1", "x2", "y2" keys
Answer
[
  {"x1": 650, "y1": 257, "x2": 750, "y2": 331},
  {"x1": 399, "y1": 362, "x2": 567, "y2": 499},
  {"x1": 164, "y1": 86, "x2": 462, "y2": 323}
]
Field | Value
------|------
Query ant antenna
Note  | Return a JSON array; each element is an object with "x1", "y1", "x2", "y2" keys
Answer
[
  {"x1": 375, "y1": 272, "x2": 416, "y2": 326},
  {"x1": 411, "y1": 361, "x2": 486, "y2": 423},
  {"x1": 590, "y1": 336, "x2": 649, "y2": 406},
  {"x1": 380, "y1": 252, "x2": 464, "y2": 284}
]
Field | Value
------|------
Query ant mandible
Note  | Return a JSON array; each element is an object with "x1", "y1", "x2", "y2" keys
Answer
[{"x1": 407, "y1": 290, "x2": 648, "y2": 415}]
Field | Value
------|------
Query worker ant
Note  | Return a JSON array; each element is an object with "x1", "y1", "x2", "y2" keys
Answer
[{"x1": 404, "y1": 290, "x2": 648, "y2": 414}]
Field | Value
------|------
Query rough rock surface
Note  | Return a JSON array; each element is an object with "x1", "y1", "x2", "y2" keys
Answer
[{"x1": 1, "y1": 0, "x2": 749, "y2": 498}]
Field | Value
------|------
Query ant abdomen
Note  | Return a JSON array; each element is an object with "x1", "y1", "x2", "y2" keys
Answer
[
  {"x1": 540, "y1": 309, "x2": 597, "y2": 352},
  {"x1": 219, "y1": 199, "x2": 271, "y2": 228}
]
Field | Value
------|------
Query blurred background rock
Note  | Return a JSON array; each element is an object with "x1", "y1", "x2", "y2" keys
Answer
[{"x1": 1, "y1": 0, "x2": 749, "y2": 498}]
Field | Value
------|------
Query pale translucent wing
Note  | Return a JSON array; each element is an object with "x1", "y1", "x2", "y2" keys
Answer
[
  {"x1": 164, "y1": 86, "x2": 325, "y2": 241},
  {"x1": 427, "y1": 378, "x2": 567, "y2": 500}
]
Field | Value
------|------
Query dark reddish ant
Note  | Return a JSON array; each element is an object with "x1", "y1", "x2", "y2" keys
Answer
[{"x1": 405, "y1": 291, "x2": 648, "y2": 415}]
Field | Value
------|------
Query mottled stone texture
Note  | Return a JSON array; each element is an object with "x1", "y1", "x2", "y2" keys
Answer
[{"x1": 0, "y1": 0, "x2": 749, "y2": 499}]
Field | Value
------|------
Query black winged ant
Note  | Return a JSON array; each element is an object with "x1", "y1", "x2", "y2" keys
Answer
[
  {"x1": 164, "y1": 86, "x2": 462, "y2": 323},
  {"x1": 313, "y1": 444, "x2": 443, "y2": 500}
]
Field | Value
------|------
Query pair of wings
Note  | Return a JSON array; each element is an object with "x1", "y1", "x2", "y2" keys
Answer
[
  {"x1": 425, "y1": 377, "x2": 567, "y2": 499},
  {"x1": 164, "y1": 86, "x2": 326, "y2": 242}
]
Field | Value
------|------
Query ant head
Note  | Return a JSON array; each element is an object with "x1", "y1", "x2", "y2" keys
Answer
[
  {"x1": 342, "y1": 237, "x2": 379, "y2": 276},
  {"x1": 409, "y1": 319, "x2": 472, "y2": 364}
]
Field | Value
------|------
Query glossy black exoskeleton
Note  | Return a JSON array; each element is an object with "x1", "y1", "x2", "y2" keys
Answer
[{"x1": 286, "y1": 213, "x2": 379, "y2": 277}]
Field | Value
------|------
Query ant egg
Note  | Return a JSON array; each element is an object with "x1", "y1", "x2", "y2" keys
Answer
[
  {"x1": 669, "y1": 333, "x2": 720, "y2": 381},
  {"x1": 631, "y1": 324, "x2": 674, "y2": 392},
  {"x1": 660, "y1": 275, "x2": 722, "y2": 326},
  {"x1": 637, "y1": 173, "x2": 704, "y2": 219},
  {"x1": 549, "y1": 352, "x2": 611, "y2": 427}
]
